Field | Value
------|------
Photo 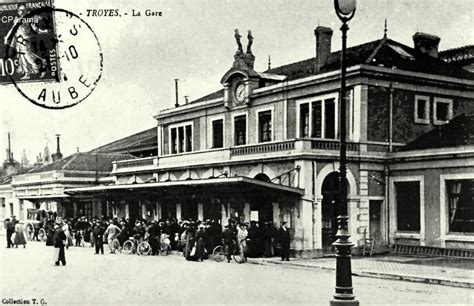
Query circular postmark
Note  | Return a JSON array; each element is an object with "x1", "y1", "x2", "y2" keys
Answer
[{"x1": 4, "y1": 7, "x2": 103, "y2": 109}]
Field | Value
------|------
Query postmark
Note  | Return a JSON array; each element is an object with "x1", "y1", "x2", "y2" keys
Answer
[{"x1": 4, "y1": 5, "x2": 103, "y2": 109}]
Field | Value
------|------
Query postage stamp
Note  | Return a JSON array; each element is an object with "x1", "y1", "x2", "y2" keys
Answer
[
  {"x1": 0, "y1": 0, "x2": 57, "y2": 84},
  {"x1": 1, "y1": 1, "x2": 103, "y2": 109}
]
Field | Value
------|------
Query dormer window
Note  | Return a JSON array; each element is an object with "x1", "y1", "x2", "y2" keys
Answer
[{"x1": 414, "y1": 95, "x2": 430, "y2": 124}]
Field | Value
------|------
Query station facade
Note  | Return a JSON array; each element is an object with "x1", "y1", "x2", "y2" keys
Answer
[{"x1": 3, "y1": 27, "x2": 474, "y2": 257}]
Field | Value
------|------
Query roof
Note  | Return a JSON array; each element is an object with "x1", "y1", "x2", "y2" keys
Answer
[
  {"x1": 26, "y1": 152, "x2": 136, "y2": 174},
  {"x1": 92, "y1": 127, "x2": 157, "y2": 155},
  {"x1": 401, "y1": 113, "x2": 474, "y2": 151},
  {"x1": 189, "y1": 89, "x2": 224, "y2": 104},
  {"x1": 265, "y1": 38, "x2": 474, "y2": 80},
  {"x1": 186, "y1": 38, "x2": 474, "y2": 106}
]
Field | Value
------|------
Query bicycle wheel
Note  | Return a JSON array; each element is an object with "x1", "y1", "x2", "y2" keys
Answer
[
  {"x1": 38, "y1": 228, "x2": 46, "y2": 242},
  {"x1": 160, "y1": 244, "x2": 171, "y2": 256},
  {"x1": 233, "y1": 248, "x2": 246, "y2": 264},
  {"x1": 137, "y1": 241, "x2": 151, "y2": 256},
  {"x1": 212, "y1": 245, "x2": 225, "y2": 262},
  {"x1": 122, "y1": 240, "x2": 134, "y2": 255}
]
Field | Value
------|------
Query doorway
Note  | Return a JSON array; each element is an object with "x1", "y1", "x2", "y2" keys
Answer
[
  {"x1": 369, "y1": 200, "x2": 383, "y2": 245},
  {"x1": 321, "y1": 171, "x2": 349, "y2": 253},
  {"x1": 128, "y1": 201, "x2": 140, "y2": 223}
]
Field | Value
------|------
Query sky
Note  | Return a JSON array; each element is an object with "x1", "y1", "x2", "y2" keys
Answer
[{"x1": 1, "y1": 0, "x2": 473, "y2": 164}]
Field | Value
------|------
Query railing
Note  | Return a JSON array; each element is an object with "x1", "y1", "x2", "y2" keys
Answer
[
  {"x1": 231, "y1": 140, "x2": 295, "y2": 156},
  {"x1": 115, "y1": 157, "x2": 156, "y2": 169},
  {"x1": 311, "y1": 139, "x2": 359, "y2": 151}
]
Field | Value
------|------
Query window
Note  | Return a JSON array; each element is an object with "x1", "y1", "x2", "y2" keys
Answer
[
  {"x1": 297, "y1": 94, "x2": 338, "y2": 139},
  {"x1": 433, "y1": 98, "x2": 453, "y2": 125},
  {"x1": 395, "y1": 181, "x2": 420, "y2": 232},
  {"x1": 300, "y1": 103, "x2": 310, "y2": 137},
  {"x1": 169, "y1": 123, "x2": 193, "y2": 154},
  {"x1": 414, "y1": 95, "x2": 430, "y2": 124},
  {"x1": 212, "y1": 119, "x2": 224, "y2": 148},
  {"x1": 447, "y1": 179, "x2": 474, "y2": 233},
  {"x1": 258, "y1": 110, "x2": 272, "y2": 143},
  {"x1": 234, "y1": 115, "x2": 247, "y2": 146},
  {"x1": 9, "y1": 203, "x2": 14, "y2": 217}
]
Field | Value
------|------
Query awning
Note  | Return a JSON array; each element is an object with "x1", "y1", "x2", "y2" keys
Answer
[
  {"x1": 17, "y1": 194, "x2": 70, "y2": 200},
  {"x1": 64, "y1": 177, "x2": 304, "y2": 197}
]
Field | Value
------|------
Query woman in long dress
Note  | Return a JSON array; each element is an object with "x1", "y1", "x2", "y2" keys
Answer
[{"x1": 14, "y1": 222, "x2": 27, "y2": 248}]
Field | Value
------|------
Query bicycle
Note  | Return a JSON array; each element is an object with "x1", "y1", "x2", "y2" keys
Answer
[
  {"x1": 212, "y1": 244, "x2": 246, "y2": 264},
  {"x1": 122, "y1": 236, "x2": 151, "y2": 256}
]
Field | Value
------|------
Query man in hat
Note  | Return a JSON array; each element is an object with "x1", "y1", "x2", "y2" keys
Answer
[
  {"x1": 277, "y1": 221, "x2": 291, "y2": 261},
  {"x1": 53, "y1": 220, "x2": 67, "y2": 266},
  {"x1": 221, "y1": 224, "x2": 235, "y2": 263},
  {"x1": 5, "y1": 217, "x2": 14, "y2": 248}
]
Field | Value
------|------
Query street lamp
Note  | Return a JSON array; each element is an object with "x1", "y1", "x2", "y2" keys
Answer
[{"x1": 331, "y1": 0, "x2": 358, "y2": 306}]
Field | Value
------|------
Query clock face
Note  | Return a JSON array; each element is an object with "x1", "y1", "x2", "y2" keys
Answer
[{"x1": 234, "y1": 83, "x2": 246, "y2": 103}]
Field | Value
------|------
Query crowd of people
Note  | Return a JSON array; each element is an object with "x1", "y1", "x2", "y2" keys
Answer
[{"x1": 5, "y1": 213, "x2": 293, "y2": 265}]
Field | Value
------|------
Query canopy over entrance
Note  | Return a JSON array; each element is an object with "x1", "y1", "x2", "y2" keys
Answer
[{"x1": 64, "y1": 176, "x2": 304, "y2": 199}]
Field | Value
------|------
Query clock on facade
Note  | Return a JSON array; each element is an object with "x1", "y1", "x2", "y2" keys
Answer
[{"x1": 234, "y1": 82, "x2": 246, "y2": 103}]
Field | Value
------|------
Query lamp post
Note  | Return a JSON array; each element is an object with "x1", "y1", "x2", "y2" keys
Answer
[{"x1": 331, "y1": 0, "x2": 358, "y2": 305}]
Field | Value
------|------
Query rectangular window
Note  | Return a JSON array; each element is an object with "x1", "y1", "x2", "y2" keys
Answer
[
  {"x1": 234, "y1": 115, "x2": 247, "y2": 146},
  {"x1": 298, "y1": 94, "x2": 337, "y2": 140},
  {"x1": 414, "y1": 95, "x2": 430, "y2": 124},
  {"x1": 311, "y1": 101, "x2": 322, "y2": 138},
  {"x1": 258, "y1": 110, "x2": 272, "y2": 143},
  {"x1": 447, "y1": 179, "x2": 474, "y2": 233},
  {"x1": 170, "y1": 128, "x2": 177, "y2": 154},
  {"x1": 433, "y1": 98, "x2": 453, "y2": 125},
  {"x1": 9, "y1": 203, "x2": 14, "y2": 217},
  {"x1": 169, "y1": 123, "x2": 193, "y2": 154},
  {"x1": 395, "y1": 181, "x2": 421, "y2": 232},
  {"x1": 300, "y1": 103, "x2": 310, "y2": 137},
  {"x1": 185, "y1": 125, "x2": 192, "y2": 152},
  {"x1": 212, "y1": 119, "x2": 224, "y2": 148},
  {"x1": 324, "y1": 98, "x2": 336, "y2": 139}
]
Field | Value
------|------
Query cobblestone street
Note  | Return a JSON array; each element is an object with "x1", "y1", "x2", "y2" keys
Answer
[{"x1": 1, "y1": 242, "x2": 473, "y2": 305}]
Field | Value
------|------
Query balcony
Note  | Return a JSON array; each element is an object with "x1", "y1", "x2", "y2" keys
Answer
[
  {"x1": 231, "y1": 140, "x2": 295, "y2": 156},
  {"x1": 111, "y1": 138, "x2": 401, "y2": 174}
]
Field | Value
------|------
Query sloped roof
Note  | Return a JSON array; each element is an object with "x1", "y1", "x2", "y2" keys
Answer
[
  {"x1": 26, "y1": 152, "x2": 135, "y2": 174},
  {"x1": 265, "y1": 38, "x2": 474, "y2": 80},
  {"x1": 191, "y1": 89, "x2": 224, "y2": 104},
  {"x1": 92, "y1": 127, "x2": 157, "y2": 154},
  {"x1": 401, "y1": 113, "x2": 474, "y2": 151},
  {"x1": 187, "y1": 38, "x2": 473, "y2": 106}
]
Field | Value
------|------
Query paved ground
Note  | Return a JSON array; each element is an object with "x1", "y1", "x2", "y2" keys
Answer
[
  {"x1": 248, "y1": 254, "x2": 474, "y2": 288},
  {"x1": 1, "y1": 242, "x2": 473, "y2": 305}
]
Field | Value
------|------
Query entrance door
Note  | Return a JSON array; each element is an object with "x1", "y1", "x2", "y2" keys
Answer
[
  {"x1": 128, "y1": 201, "x2": 140, "y2": 223},
  {"x1": 182, "y1": 198, "x2": 198, "y2": 220},
  {"x1": 369, "y1": 200, "x2": 383, "y2": 244},
  {"x1": 321, "y1": 172, "x2": 348, "y2": 253}
]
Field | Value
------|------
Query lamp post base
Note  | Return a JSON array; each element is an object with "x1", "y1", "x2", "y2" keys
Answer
[{"x1": 330, "y1": 299, "x2": 360, "y2": 306}]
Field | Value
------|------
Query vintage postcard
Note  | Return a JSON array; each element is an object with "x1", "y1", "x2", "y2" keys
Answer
[{"x1": 0, "y1": 0, "x2": 473, "y2": 305}]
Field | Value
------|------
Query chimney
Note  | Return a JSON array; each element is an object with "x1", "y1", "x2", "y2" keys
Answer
[
  {"x1": 174, "y1": 79, "x2": 179, "y2": 107},
  {"x1": 314, "y1": 26, "x2": 333, "y2": 72},
  {"x1": 51, "y1": 134, "x2": 63, "y2": 162},
  {"x1": 413, "y1": 32, "x2": 440, "y2": 58},
  {"x1": 184, "y1": 96, "x2": 189, "y2": 104}
]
